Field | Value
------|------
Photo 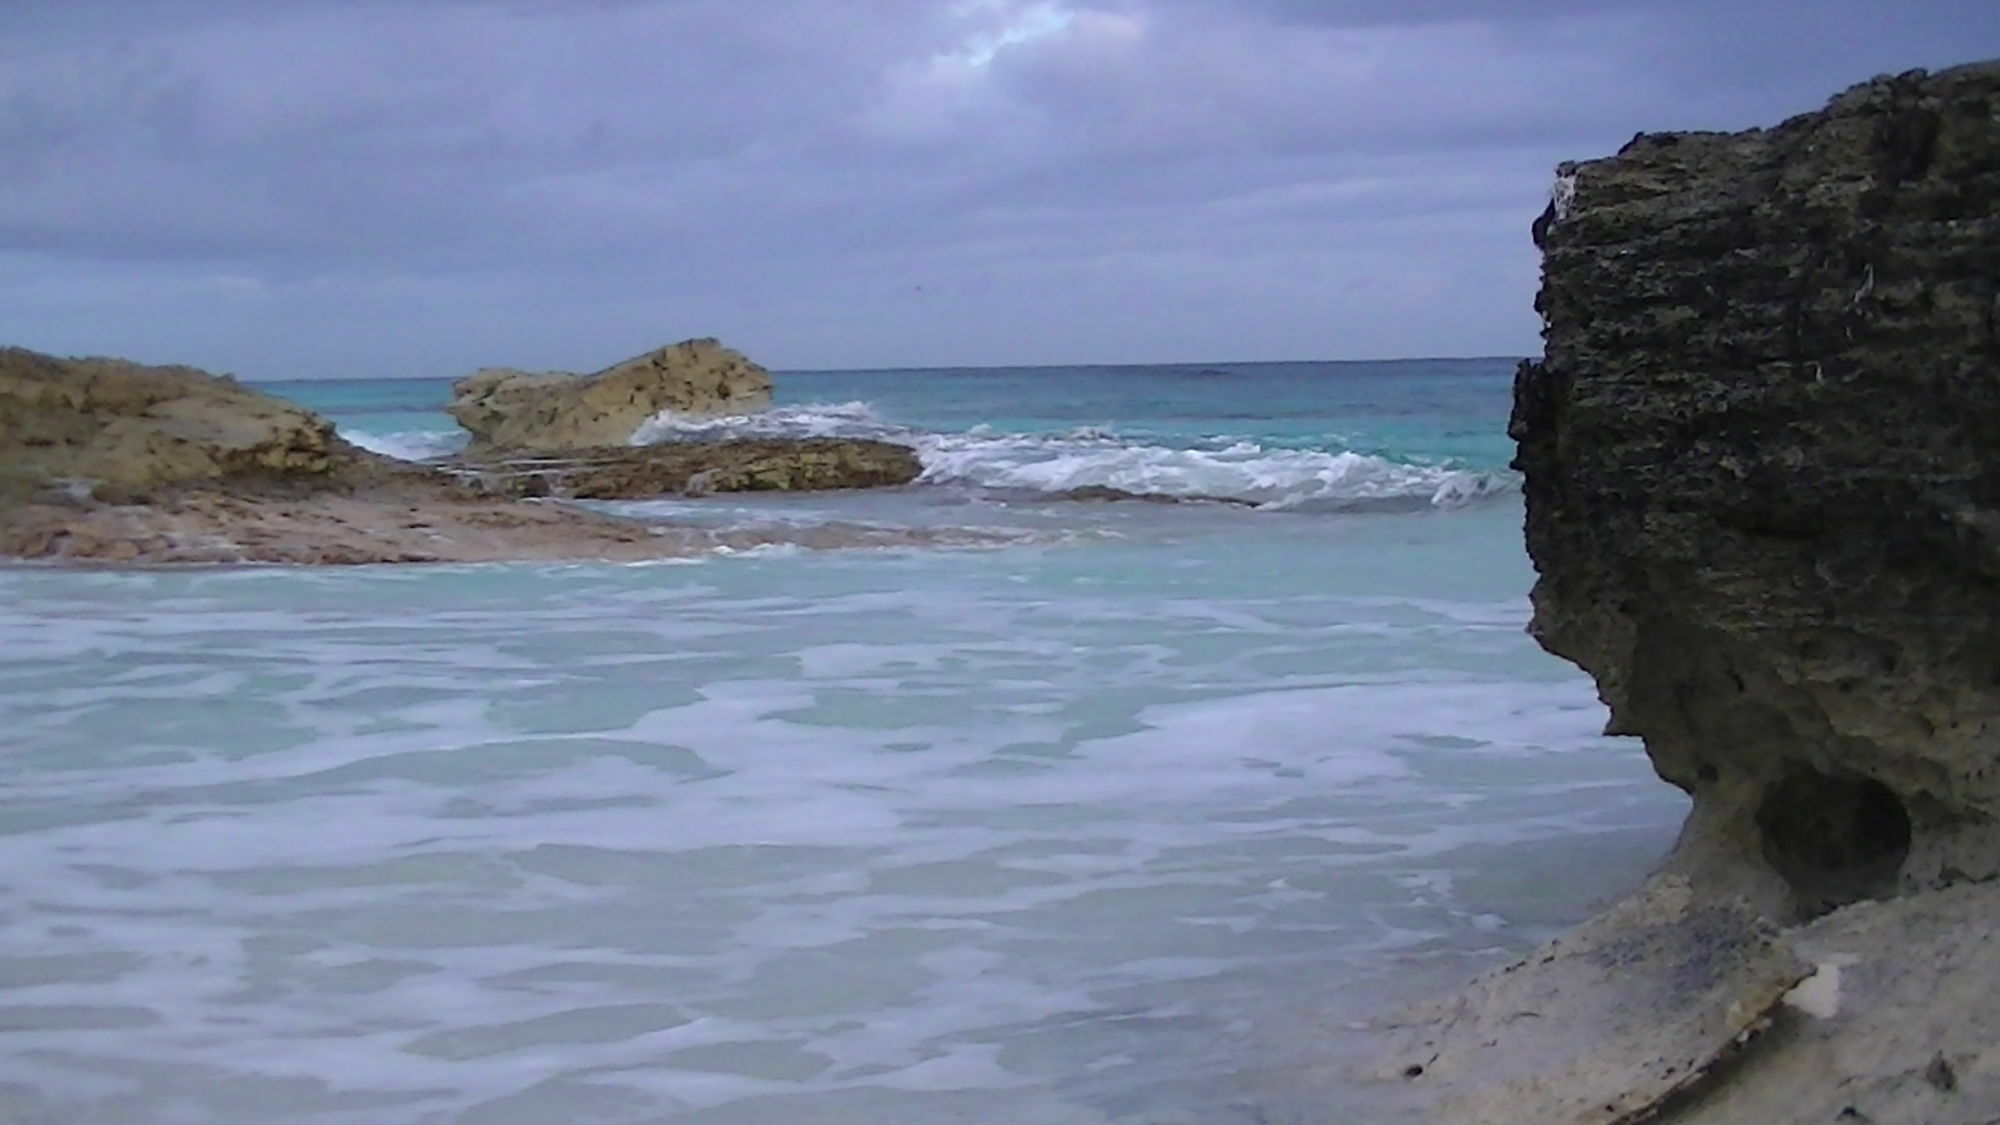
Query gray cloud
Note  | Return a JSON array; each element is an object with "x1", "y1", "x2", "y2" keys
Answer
[{"x1": 0, "y1": 0, "x2": 1995, "y2": 376}]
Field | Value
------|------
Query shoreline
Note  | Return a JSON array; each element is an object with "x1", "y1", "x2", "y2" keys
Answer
[{"x1": 0, "y1": 490, "x2": 1031, "y2": 567}]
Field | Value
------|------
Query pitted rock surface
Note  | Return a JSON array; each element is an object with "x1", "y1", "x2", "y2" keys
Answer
[
  {"x1": 448, "y1": 338, "x2": 773, "y2": 456},
  {"x1": 1513, "y1": 61, "x2": 2000, "y2": 919}
]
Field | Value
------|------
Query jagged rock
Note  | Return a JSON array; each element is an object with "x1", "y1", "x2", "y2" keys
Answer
[
  {"x1": 448, "y1": 338, "x2": 773, "y2": 456},
  {"x1": 0, "y1": 346, "x2": 370, "y2": 499},
  {"x1": 452, "y1": 438, "x2": 922, "y2": 499},
  {"x1": 1512, "y1": 60, "x2": 2000, "y2": 921},
  {"x1": 0, "y1": 345, "x2": 926, "y2": 566},
  {"x1": 1283, "y1": 62, "x2": 2000, "y2": 1125}
]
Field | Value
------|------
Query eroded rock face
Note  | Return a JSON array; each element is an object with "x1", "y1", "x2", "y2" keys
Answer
[
  {"x1": 0, "y1": 347, "x2": 365, "y2": 499},
  {"x1": 1511, "y1": 61, "x2": 2000, "y2": 920},
  {"x1": 448, "y1": 338, "x2": 774, "y2": 456}
]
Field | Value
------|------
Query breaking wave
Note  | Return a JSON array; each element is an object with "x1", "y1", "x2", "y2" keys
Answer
[
  {"x1": 628, "y1": 403, "x2": 1514, "y2": 512},
  {"x1": 918, "y1": 431, "x2": 1513, "y2": 511},
  {"x1": 340, "y1": 428, "x2": 466, "y2": 462},
  {"x1": 629, "y1": 402, "x2": 887, "y2": 444}
]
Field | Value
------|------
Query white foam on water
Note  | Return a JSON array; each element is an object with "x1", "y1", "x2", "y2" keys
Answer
[
  {"x1": 625, "y1": 402, "x2": 1514, "y2": 511},
  {"x1": 340, "y1": 427, "x2": 467, "y2": 461},
  {"x1": 0, "y1": 532, "x2": 1684, "y2": 1125},
  {"x1": 630, "y1": 402, "x2": 891, "y2": 444},
  {"x1": 916, "y1": 431, "x2": 1513, "y2": 510}
]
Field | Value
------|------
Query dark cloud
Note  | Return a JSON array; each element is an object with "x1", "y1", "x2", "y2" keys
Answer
[{"x1": 0, "y1": 0, "x2": 1995, "y2": 375}]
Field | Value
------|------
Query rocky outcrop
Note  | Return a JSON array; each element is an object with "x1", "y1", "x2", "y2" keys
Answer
[
  {"x1": 452, "y1": 438, "x2": 921, "y2": 500},
  {"x1": 440, "y1": 337, "x2": 926, "y2": 499},
  {"x1": 0, "y1": 347, "x2": 369, "y2": 499},
  {"x1": 448, "y1": 338, "x2": 773, "y2": 456},
  {"x1": 0, "y1": 346, "x2": 933, "y2": 566},
  {"x1": 1291, "y1": 61, "x2": 2000, "y2": 1125},
  {"x1": 1514, "y1": 60, "x2": 2000, "y2": 920}
]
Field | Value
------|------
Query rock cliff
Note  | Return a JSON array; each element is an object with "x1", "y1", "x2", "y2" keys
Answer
[
  {"x1": 448, "y1": 338, "x2": 774, "y2": 456},
  {"x1": 1514, "y1": 60, "x2": 2000, "y2": 920},
  {"x1": 1281, "y1": 61, "x2": 2000, "y2": 1125}
]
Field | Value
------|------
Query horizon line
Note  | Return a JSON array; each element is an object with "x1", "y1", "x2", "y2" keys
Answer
[{"x1": 243, "y1": 354, "x2": 1536, "y2": 383}]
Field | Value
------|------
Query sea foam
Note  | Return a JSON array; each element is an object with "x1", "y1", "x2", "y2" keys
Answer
[
  {"x1": 626, "y1": 403, "x2": 1514, "y2": 511},
  {"x1": 340, "y1": 427, "x2": 467, "y2": 462}
]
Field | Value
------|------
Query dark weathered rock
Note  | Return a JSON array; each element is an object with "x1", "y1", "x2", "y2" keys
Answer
[
  {"x1": 1292, "y1": 62, "x2": 2000, "y2": 1125},
  {"x1": 1512, "y1": 61, "x2": 2000, "y2": 921},
  {"x1": 1047, "y1": 484, "x2": 1258, "y2": 506},
  {"x1": 451, "y1": 438, "x2": 922, "y2": 500}
]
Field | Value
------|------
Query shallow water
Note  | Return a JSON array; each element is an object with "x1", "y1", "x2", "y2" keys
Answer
[{"x1": 0, "y1": 362, "x2": 1687, "y2": 1123}]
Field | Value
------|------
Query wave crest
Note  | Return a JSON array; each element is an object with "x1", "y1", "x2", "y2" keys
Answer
[
  {"x1": 630, "y1": 402, "x2": 890, "y2": 444},
  {"x1": 917, "y1": 432, "x2": 1514, "y2": 510},
  {"x1": 618, "y1": 401, "x2": 1516, "y2": 511},
  {"x1": 341, "y1": 428, "x2": 466, "y2": 462}
]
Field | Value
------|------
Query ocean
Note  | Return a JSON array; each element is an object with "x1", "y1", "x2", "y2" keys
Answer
[{"x1": 0, "y1": 360, "x2": 1688, "y2": 1124}]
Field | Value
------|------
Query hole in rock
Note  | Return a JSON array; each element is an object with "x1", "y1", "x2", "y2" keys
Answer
[{"x1": 1754, "y1": 768, "x2": 1911, "y2": 916}]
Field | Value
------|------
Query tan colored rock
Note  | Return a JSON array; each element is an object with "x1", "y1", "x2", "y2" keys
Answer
[
  {"x1": 0, "y1": 343, "x2": 985, "y2": 566},
  {"x1": 448, "y1": 338, "x2": 774, "y2": 456},
  {"x1": 1653, "y1": 880, "x2": 2000, "y2": 1125},
  {"x1": 0, "y1": 346, "x2": 365, "y2": 496},
  {"x1": 1298, "y1": 878, "x2": 1809, "y2": 1125}
]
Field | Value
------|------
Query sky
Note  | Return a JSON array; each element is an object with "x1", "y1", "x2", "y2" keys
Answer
[{"x1": 1, "y1": 1, "x2": 1996, "y2": 378}]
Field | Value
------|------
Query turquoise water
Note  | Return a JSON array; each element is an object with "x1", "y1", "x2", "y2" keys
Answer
[
  {"x1": 0, "y1": 361, "x2": 1685, "y2": 1124},
  {"x1": 289, "y1": 359, "x2": 1516, "y2": 481}
]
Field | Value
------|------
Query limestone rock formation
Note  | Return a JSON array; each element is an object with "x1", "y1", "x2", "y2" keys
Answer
[
  {"x1": 0, "y1": 346, "x2": 367, "y2": 499},
  {"x1": 0, "y1": 344, "x2": 934, "y2": 566},
  {"x1": 1291, "y1": 61, "x2": 2000, "y2": 1125},
  {"x1": 453, "y1": 438, "x2": 921, "y2": 500},
  {"x1": 1513, "y1": 60, "x2": 2000, "y2": 919},
  {"x1": 448, "y1": 338, "x2": 774, "y2": 456}
]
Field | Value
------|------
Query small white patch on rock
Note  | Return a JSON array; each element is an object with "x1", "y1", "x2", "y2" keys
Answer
[
  {"x1": 1551, "y1": 172, "x2": 1579, "y2": 222},
  {"x1": 1782, "y1": 954, "x2": 1859, "y2": 1019}
]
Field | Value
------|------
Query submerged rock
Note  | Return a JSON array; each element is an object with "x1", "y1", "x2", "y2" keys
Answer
[
  {"x1": 1046, "y1": 484, "x2": 1258, "y2": 506},
  {"x1": 447, "y1": 338, "x2": 774, "y2": 456},
  {"x1": 453, "y1": 438, "x2": 922, "y2": 499}
]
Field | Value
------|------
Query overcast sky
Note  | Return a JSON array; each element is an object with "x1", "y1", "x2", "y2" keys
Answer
[{"x1": 2, "y1": 1, "x2": 1995, "y2": 377}]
